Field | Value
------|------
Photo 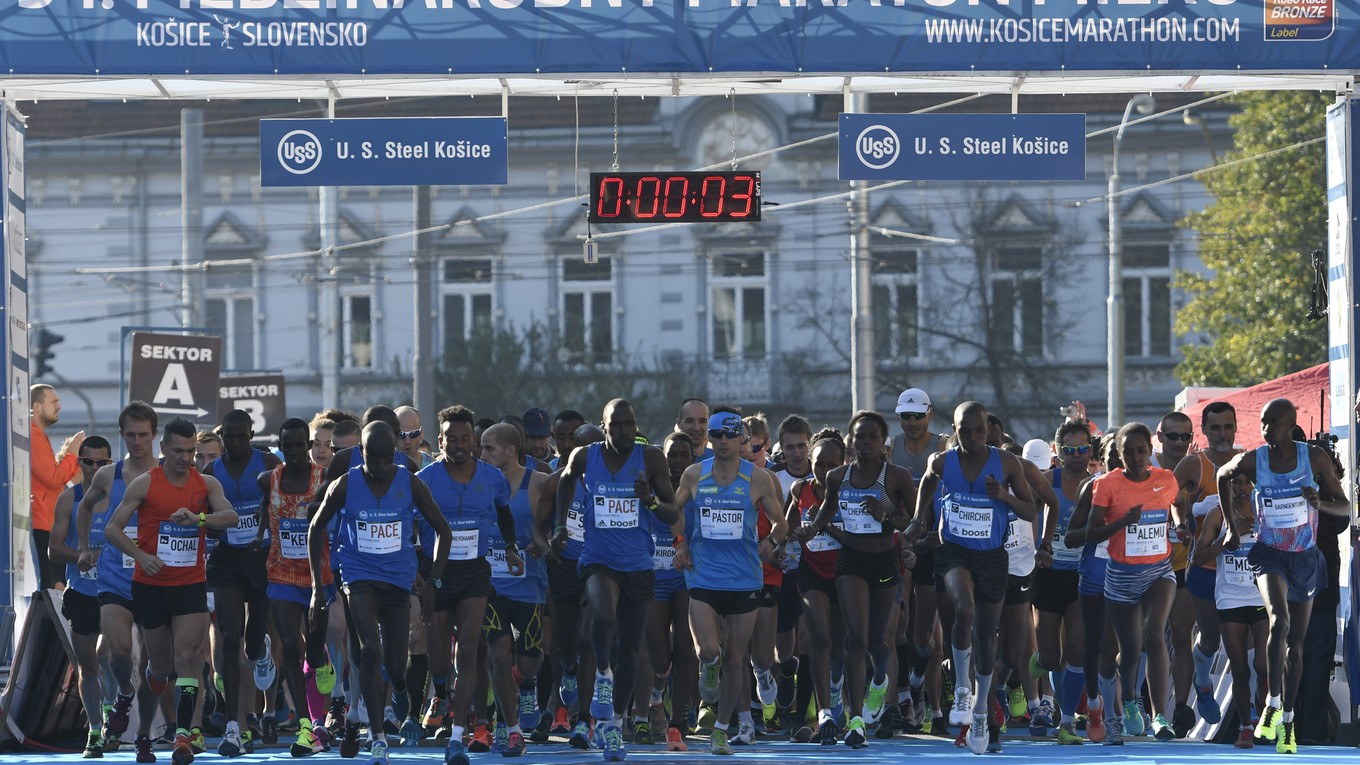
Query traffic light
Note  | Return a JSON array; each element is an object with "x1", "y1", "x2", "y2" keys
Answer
[{"x1": 33, "y1": 328, "x2": 62, "y2": 378}]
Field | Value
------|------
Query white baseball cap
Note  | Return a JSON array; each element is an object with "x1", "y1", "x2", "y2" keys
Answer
[
  {"x1": 1022, "y1": 439, "x2": 1053, "y2": 470},
  {"x1": 895, "y1": 388, "x2": 931, "y2": 414}
]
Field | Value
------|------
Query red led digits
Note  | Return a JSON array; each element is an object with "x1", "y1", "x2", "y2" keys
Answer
[
  {"x1": 730, "y1": 175, "x2": 754, "y2": 218},
  {"x1": 662, "y1": 176, "x2": 690, "y2": 218},
  {"x1": 595, "y1": 176, "x2": 624, "y2": 218},
  {"x1": 588, "y1": 171, "x2": 760, "y2": 223},
  {"x1": 699, "y1": 175, "x2": 726, "y2": 217}
]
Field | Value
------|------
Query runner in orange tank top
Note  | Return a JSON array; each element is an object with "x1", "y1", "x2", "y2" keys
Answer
[{"x1": 104, "y1": 417, "x2": 238, "y2": 765}]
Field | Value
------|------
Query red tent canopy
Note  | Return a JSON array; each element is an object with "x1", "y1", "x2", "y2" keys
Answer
[{"x1": 1179, "y1": 363, "x2": 1331, "y2": 451}]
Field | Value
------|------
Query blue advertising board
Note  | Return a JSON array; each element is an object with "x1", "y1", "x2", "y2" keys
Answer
[
  {"x1": 839, "y1": 113, "x2": 1086, "y2": 182},
  {"x1": 0, "y1": 0, "x2": 1355, "y2": 76},
  {"x1": 259, "y1": 117, "x2": 507, "y2": 187}
]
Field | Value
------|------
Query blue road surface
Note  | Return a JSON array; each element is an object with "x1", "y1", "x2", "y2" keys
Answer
[{"x1": 1, "y1": 733, "x2": 1358, "y2": 764}]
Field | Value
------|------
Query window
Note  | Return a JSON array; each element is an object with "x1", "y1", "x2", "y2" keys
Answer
[
  {"x1": 710, "y1": 252, "x2": 767, "y2": 360},
  {"x1": 871, "y1": 244, "x2": 920, "y2": 359},
  {"x1": 441, "y1": 257, "x2": 495, "y2": 357},
  {"x1": 342, "y1": 293, "x2": 373, "y2": 369},
  {"x1": 988, "y1": 246, "x2": 1044, "y2": 355},
  {"x1": 1123, "y1": 243, "x2": 1172, "y2": 357},
  {"x1": 203, "y1": 261, "x2": 255, "y2": 369},
  {"x1": 561, "y1": 256, "x2": 613, "y2": 364}
]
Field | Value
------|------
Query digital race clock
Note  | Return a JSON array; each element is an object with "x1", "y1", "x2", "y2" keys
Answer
[{"x1": 588, "y1": 171, "x2": 761, "y2": 224}]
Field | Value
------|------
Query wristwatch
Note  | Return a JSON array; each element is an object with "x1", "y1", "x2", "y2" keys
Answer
[{"x1": 428, "y1": 576, "x2": 443, "y2": 590}]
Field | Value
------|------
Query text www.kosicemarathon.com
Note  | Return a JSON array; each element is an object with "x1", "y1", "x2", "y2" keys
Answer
[{"x1": 925, "y1": 16, "x2": 1241, "y2": 43}]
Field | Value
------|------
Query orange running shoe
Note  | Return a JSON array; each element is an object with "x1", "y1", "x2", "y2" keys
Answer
[
  {"x1": 666, "y1": 725, "x2": 688, "y2": 751},
  {"x1": 1086, "y1": 702, "x2": 1106, "y2": 744},
  {"x1": 468, "y1": 724, "x2": 493, "y2": 753}
]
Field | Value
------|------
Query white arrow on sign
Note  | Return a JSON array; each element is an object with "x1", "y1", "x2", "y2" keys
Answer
[{"x1": 154, "y1": 406, "x2": 210, "y2": 418}]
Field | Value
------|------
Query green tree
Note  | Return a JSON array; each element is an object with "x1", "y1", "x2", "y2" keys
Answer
[{"x1": 1176, "y1": 91, "x2": 1330, "y2": 387}]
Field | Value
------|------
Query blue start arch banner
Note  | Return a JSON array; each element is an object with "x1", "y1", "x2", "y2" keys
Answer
[{"x1": 0, "y1": 0, "x2": 1356, "y2": 76}]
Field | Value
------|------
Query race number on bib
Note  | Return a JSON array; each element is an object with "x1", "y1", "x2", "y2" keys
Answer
[
  {"x1": 839, "y1": 501, "x2": 879, "y2": 535},
  {"x1": 1221, "y1": 546, "x2": 1255, "y2": 587},
  {"x1": 1262, "y1": 495, "x2": 1307, "y2": 529},
  {"x1": 355, "y1": 520, "x2": 402, "y2": 555},
  {"x1": 567, "y1": 505, "x2": 585, "y2": 542},
  {"x1": 157, "y1": 524, "x2": 199, "y2": 567},
  {"x1": 488, "y1": 548, "x2": 523, "y2": 578},
  {"x1": 700, "y1": 505, "x2": 744, "y2": 540},
  {"x1": 805, "y1": 521, "x2": 841, "y2": 552},
  {"x1": 447, "y1": 529, "x2": 480, "y2": 561},
  {"x1": 1124, "y1": 513, "x2": 1168, "y2": 558},
  {"x1": 278, "y1": 518, "x2": 309, "y2": 560},
  {"x1": 1005, "y1": 518, "x2": 1031, "y2": 553},
  {"x1": 653, "y1": 544, "x2": 676, "y2": 571},
  {"x1": 1053, "y1": 525, "x2": 1082, "y2": 564},
  {"x1": 945, "y1": 497, "x2": 994, "y2": 541},
  {"x1": 594, "y1": 496, "x2": 639, "y2": 529},
  {"x1": 123, "y1": 526, "x2": 138, "y2": 569},
  {"x1": 227, "y1": 512, "x2": 260, "y2": 547}
]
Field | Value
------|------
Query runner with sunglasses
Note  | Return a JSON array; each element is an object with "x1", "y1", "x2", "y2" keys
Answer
[
  {"x1": 1174, "y1": 401, "x2": 1239, "y2": 733},
  {"x1": 1036, "y1": 421, "x2": 1094, "y2": 745},
  {"x1": 1215, "y1": 398, "x2": 1350, "y2": 754},
  {"x1": 1155, "y1": 412, "x2": 1198, "y2": 737},
  {"x1": 907, "y1": 402, "x2": 1035, "y2": 755}
]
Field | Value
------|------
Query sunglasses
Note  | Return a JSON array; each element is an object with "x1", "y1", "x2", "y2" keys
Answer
[
  {"x1": 399, "y1": 428, "x2": 423, "y2": 441},
  {"x1": 79, "y1": 457, "x2": 113, "y2": 468},
  {"x1": 1158, "y1": 431, "x2": 1193, "y2": 442},
  {"x1": 898, "y1": 412, "x2": 929, "y2": 421},
  {"x1": 1059, "y1": 445, "x2": 1092, "y2": 457},
  {"x1": 750, "y1": 441, "x2": 767, "y2": 452},
  {"x1": 708, "y1": 429, "x2": 742, "y2": 441}
]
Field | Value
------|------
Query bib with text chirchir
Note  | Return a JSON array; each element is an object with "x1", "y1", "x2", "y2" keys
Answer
[
  {"x1": 1092, "y1": 467, "x2": 1177, "y2": 567},
  {"x1": 1252, "y1": 441, "x2": 1318, "y2": 553},
  {"x1": 938, "y1": 448, "x2": 1009, "y2": 551}
]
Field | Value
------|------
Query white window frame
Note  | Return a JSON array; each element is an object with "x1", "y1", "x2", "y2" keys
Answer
[
  {"x1": 340, "y1": 289, "x2": 375, "y2": 370},
  {"x1": 1123, "y1": 242, "x2": 1174, "y2": 358},
  {"x1": 870, "y1": 242, "x2": 922, "y2": 360},
  {"x1": 988, "y1": 245, "x2": 1045, "y2": 356},
  {"x1": 439, "y1": 256, "x2": 496, "y2": 355},
  {"x1": 560, "y1": 255, "x2": 616, "y2": 366},
  {"x1": 203, "y1": 261, "x2": 257, "y2": 370},
  {"x1": 708, "y1": 250, "x2": 769, "y2": 362}
]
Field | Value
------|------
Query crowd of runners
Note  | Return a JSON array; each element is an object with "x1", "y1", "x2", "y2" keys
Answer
[{"x1": 37, "y1": 383, "x2": 1353, "y2": 764}]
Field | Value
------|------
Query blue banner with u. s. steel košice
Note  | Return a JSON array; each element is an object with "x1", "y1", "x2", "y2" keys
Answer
[
  {"x1": 0, "y1": 0, "x2": 1354, "y2": 76},
  {"x1": 260, "y1": 117, "x2": 507, "y2": 187},
  {"x1": 839, "y1": 113, "x2": 1086, "y2": 182}
]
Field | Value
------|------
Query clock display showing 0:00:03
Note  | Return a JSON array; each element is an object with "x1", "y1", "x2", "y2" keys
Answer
[{"x1": 588, "y1": 172, "x2": 761, "y2": 223}]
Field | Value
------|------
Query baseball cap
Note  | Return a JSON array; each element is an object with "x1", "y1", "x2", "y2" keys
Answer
[
  {"x1": 895, "y1": 388, "x2": 931, "y2": 415},
  {"x1": 1022, "y1": 439, "x2": 1053, "y2": 471},
  {"x1": 707, "y1": 412, "x2": 745, "y2": 438},
  {"x1": 522, "y1": 408, "x2": 551, "y2": 438}
]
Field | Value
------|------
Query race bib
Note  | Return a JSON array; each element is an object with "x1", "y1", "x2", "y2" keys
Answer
[
  {"x1": 1094, "y1": 539, "x2": 1110, "y2": 560},
  {"x1": 699, "y1": 505, "x2": 743, "y2": 540},
  {"x1": 157, "y1": 523, "x2": 199, "y2": 567},
  {"x1": 227, "y1": 511, "x2": 260, "y2": 547},
  {"x1": 1052, "y1": 524, "x2": 1082, "y2": 564},
  {"x1": 448, "y1": 528, "x2": 480, "y2": 561},
  {"x1": 652, "y1": 544, "x2": 676, "y2": 571},
  {"x1": 1261, "y1": 495, "x2": 1307, "y2": 529},
  {"x1": 1005, "y1": 517, "x2": 1031, "y2": 553},
  {"x1": 839, "y1": 500, "x2": 879, "y2": 535},
  {"x1": 945, "y1": 496, "x2": 994, "y2": 541},
  {"x1": 594, "y1": 496, "x2": 639, "y2": 529},
  {"x1": 1123, "y1": 511, "x2": 1168, "y2": 558},
  {"x1": 487, "y1": 547, "x2": 523, "y2": 578},
  {"x1": 123, "y1": 525, "x2": 138, "y2": 569},
  {"x1": 1221, "y1": 547, "x2": 1255, "y2": 587},
  {"x1": 79, "y1": 567, "x2": 98, "y2": 580},
  {"x1": 278, "y1": 518, "x2": 309, "y2": 560},
  {"x1": 804, "y1": 520, "x2": 841, "y2": 552},
  {"x1": 783, "y1": 539, "x2": 802, "y2": 570},
  {"x1": 355, "y1": 520, "x2": 402, "y2": 555},
  {"x1": 567, "y1": 505, "x2": 585, "y2": 542}
]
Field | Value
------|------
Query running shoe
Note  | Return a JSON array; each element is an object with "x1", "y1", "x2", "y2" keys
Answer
[
  {"x1": 1102, "y1": 716, "x2": 1124, "y2": 746},
  {"x1": 666, "y1": 725, "x2": 688, "y2": 751},
  {"x1": 503, "y1": 730, "x2": 526, "y2": 757},
  {"x1": 468, "y1": 724, "x2": 493, "y2": 753},
  {"x1": 602, "y1": 724, "x2": 626, "y2": 762},
  {"x1": 1276, "y1": 720, "x2": 1297, "y2": 754},
  {"x1": 241, "y1": 729, "x2": 255, "y2": 756},
  {"x1": 829, "y1": 682, "x2": 844, "y2": 724},
  {"x1": 422, "y1": 696, "x2": 448, "y2": 732},
  {"x1": 569, "y1": 721, "x2": 593, "y2": 750},
  {"x1": 171, "y1": 732, "x2": 195, "y2": 765},
  {"x1": 531, "y1": 710, "x2": 552, "y2": 743},
  {"x1": 83, "y1": 730, "x2": 105, "y2": 759},
  {"x1": 966, "y1": 716, "x2": 987, "y2": 755},
  {"x1": 325, "y1": 698, "x2": 348, "y2": 734},
  {"x1": 340, "y1": 722, "x2": 362, "y2": 759},
  {"x1": 135, "y1": 734, "x2": 156, "y2": 764},
  {"x1": 551, "y1": 706, "x2": 572, "y2": 736},
  {"x1": 1030, "y1": 699, "x2": 1055, "y2": 736},
  {"x1": 731, "y1": 719, "x2": 755, "y2": 745},
  {"x1": 366, "y1": 739, "x2": 389, "y2": 765},
  {"x1": 874, "y1": 702, "x2": 899, "y2": 739},
  {"x1": 818, "y1": 717, "x2": 840, "y2": 746},
  {"x1": 791, "y1": 720, "x2": 813, "y2": 743},
  {"x1": 518, "y1": 689, "x2": 541, "y2": 732},
  {"x1": 400, "y1": 717, "x2": 422, "y2": 747},
  {"x1": 649, "y1": 705, "x2": 667, "y2": 737},
  {"x1": 754, "y1": 668, "x2": 778, "y2": 706},
  {"x1": 710, "y1": 728, "x2": 733, "y2": 755},
  {"x1": 631, "y1": 721, "x2": 652, "y2": 745},
  {"x1": 315, "y1": 663, "x2": 337, "y2": 695},
  {"x1": 107, "y1": 693, "x2": 133, "y2": 739},
  {"x1": 291, "y1": 723, "x2": 325, "y2": 757},
  {"x1": 254, "y1": 635, "x2": 277, "y2": 691},
  {"x1": 262, "y1": 715, "x2": 279, "y2": 745},
  {"x1": 1172, "y1": 702, "x2": 1195, "y2": 739},
  {"x1": 1122, "y1": 700, "x2": 1144, "y2": 736},
  {"x1": 590, "y1": 676, "x2": 616, "y2": 724},
  {"x1": 218, "y1": 726, "x2": 243, "y2": 758},
  {"x1": 1008, "y1": 686, "x2": 1026, "y2": 719},
  {"x1": 1152, "y1": 713, "x2": 1175, "y2": 741},
  {"x1": 445, "y1": 737, "x2": 470, "y2": 765},
  {"x1": 987, "y1": 714, "x2": 1003, "y2": 754},
  {"x1": 907, "y1": 687, "x2": 926, "y2": 729},
  {"x1": 188, "y1": 728, "x2": 205, "y2": 754},
  {"x1": 1235, "y1": 726, "x2": 1255, "y2": 749},
  {"x1": 491, "y1": 724, "x2": 508, "y2": 754},
  {"x1": 863, "y1": 678, "x2": 888, "y2": 726},
  {"x1": 1255, "y1": 705, "x2": 1280, "y2": 741},
  {"x1": 560, "y1": 670, "x2": 579, "y2": 707},
  {"x1": 699, "y1": 661, "x2": 721, "y2": 705},
  {"x1": 1056, "y1": 721, "x2": 1083, "y2": 745},
  {"x1": 950, "y1": 687, "x2": 974, "y2": 726},
  {"x1": 696, "y1": 703, "x2": 716, "y2": 731},
  {"x1": 1086, "y1": 702, "x2": 1106, "y2": 743},
  {"x1": 844, "y1": 716, "x2": 867, "y2": 749}
]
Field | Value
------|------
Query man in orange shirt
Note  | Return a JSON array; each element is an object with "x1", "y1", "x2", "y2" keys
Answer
[{"x1": 30, "y1": 384, "x2": 84, "y2": 590}]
